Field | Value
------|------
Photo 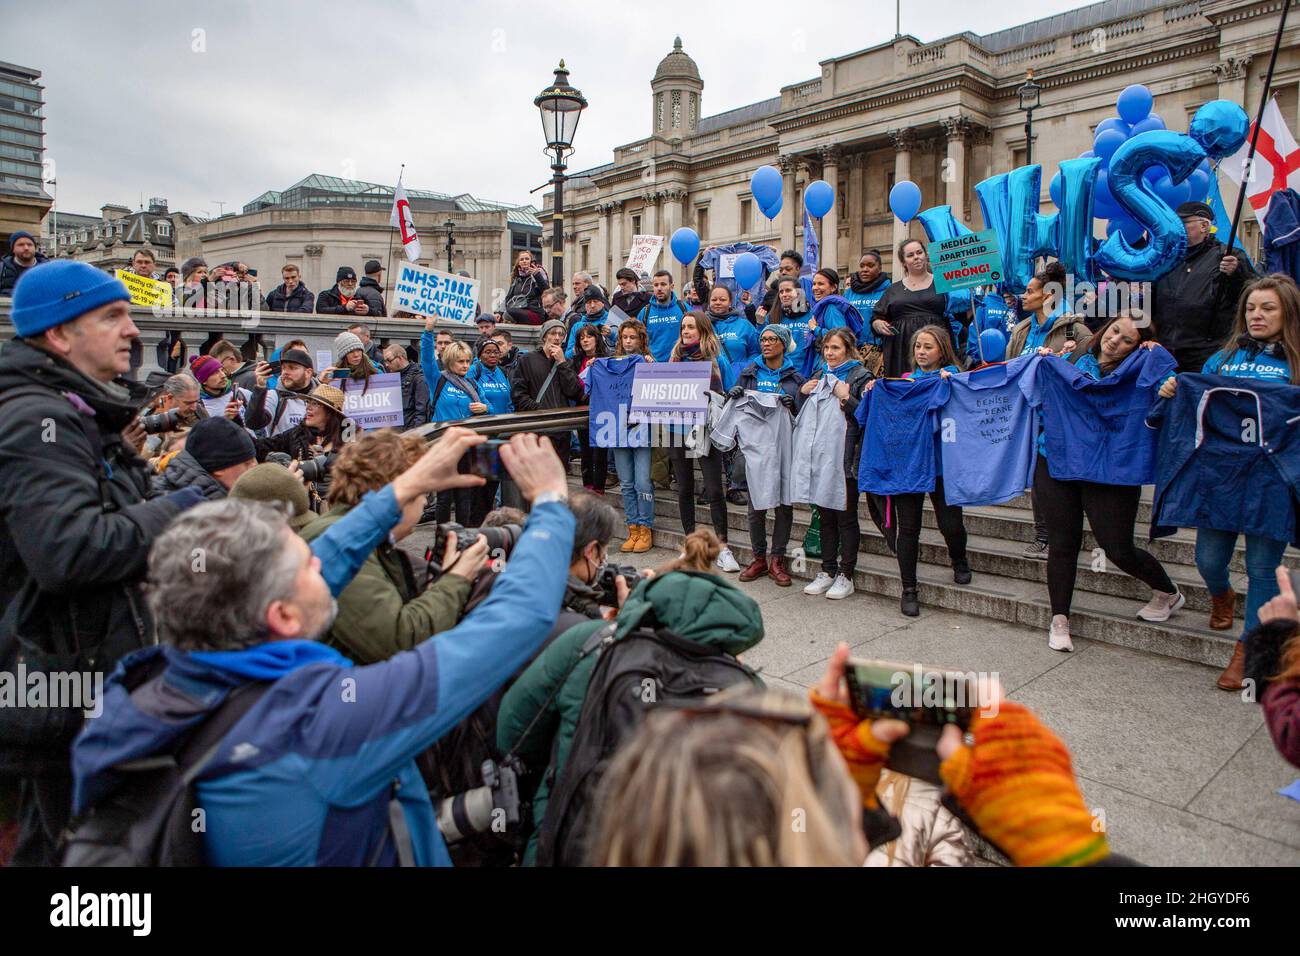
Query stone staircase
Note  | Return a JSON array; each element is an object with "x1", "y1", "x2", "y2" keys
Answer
[{"x1": 578, "y1": 476, "x2": 1297, "y2": 668}]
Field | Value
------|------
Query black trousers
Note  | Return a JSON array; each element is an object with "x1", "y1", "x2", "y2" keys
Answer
[
  {"x1": 749, "y1": 505, "x2": 794, "y2": 558},
  {"x1": 434, "y1": 456, "x2": 474, "y2": 525},
  {"x1": 1033, "y1": 455, "x2": 1174, "y2": 617},
  {"x1": 821, "y1": 476, "x2": 861, "y2": 577},
  {"x1": 577, "y1": 429, "x2": 608, "y2": 489},
  {"x1": 893, "y1": 477, "x2": 968, "y2": 590},
  {"x1": 469, "y1": 481, "x2": 499, "y2": 527},
  {"x1": 669, "y1": 445, "x2": 727, "y2": 542}
]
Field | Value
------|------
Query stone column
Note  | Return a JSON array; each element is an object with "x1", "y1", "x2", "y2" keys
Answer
[
  {"x1": 847, "y1": 153, "x2": 866, "y2": 263},
  {"x1": 1213, "y1": 56, "x2": 1253, "y2": 224},
  {"x1": 889, "y1": 129, "x2": 916, "y2": 277},
  {"x1": 779, "y1": 154, "x2": 798, "y2": 252},
  {"x1": 818, "y1": 145, "x2": 842, "y2": 271},
  {"x1": 594, "y1": 203, "x2": 610, "y2": 287},
  {"x1": 609, "y1": 200, "x2": 624, "y2": 275},
  {"x1": 640, "y1": 191, "x2": 660, "y2": 241},
  {"x1": 662, "y1": 187, "x2": 688, "y2": 286},
  {"x1": 941, "y1": 115, "x2": 972, "y2": 222}
]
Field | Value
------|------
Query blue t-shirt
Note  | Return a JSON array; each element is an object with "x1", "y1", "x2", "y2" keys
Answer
[
  {"x1": 1202, "y1": 346, "x2": 1291, "y2": 382},
  {"x1": 712, "y1": 313, "x2": 760, "y2": 371},
  {"x1": 587, "y1": 355, "x2": 650, "y2": 449},
  {"x1": 938, "y1": 355, "x2": 1039, "y2": 506},
  {"x1": 639, "y1": 295, "x2": 688, "y2": 362},
  {"x1": 1028, "y1": 347, "x2": 1177, "y2": 485},
  {"x1": 468, "y1": 363, "x2": 513, "y2": 415},
  {"x1": 752, "y1": 358, "x2": 794, "y2": 393},
  {"x1": 843, "y1": 279, "x2": 891, "y2": 347},
  {"x1": 854, "y1": 375, "x2": 950, "y2": 495}
]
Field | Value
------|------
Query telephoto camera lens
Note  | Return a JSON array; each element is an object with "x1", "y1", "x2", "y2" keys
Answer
[
  {"x1": 296, "y1": 454, "x2": 331, "y2": 483},
  {"x1": 435, "y1": 758, "x2": 521, "y2": 845},
  {"x1": 139, "y1": 408, "x2": 182, "y2": 435}
]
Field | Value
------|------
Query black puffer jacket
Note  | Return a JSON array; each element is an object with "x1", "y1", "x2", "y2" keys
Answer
[
  {"x1": 357, "y1": 276, "x2": 387, "y2": 317},
  {"x1": 1152, "y1": 237, "x2": 1257, "y2": 372},
  {"x1": 150, "y1": 450, "x2": 227, "y2": 500},
  {"x1": 0, "y1": 252, "x2": 50, "y2": 295},
  {"x1": 265, "y1": 282, "x2": 314, "y2": 313},
  {"x1": 0, "y1": 339, "x2": 186, "y2": 772},
  {"x1": 396, "y1": 361, "x2": 429, "y2": 430}
]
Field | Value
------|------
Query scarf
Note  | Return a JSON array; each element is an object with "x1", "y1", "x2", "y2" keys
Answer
[
  {"x1": 849, "y1": 273, "x2": 888, "y2": 295},
  {"x1": 1237, "y1": 333, "x2": 1284, "y2": 357},
  {"x1": 440, "y1": 367, "x2": 481, "y2": 404},
  {"x1": 675, "y1": 343, "x2": 723, "y2": 392},
  {"x1": 190, "y1": 638, "x2": 351, "y2": 679}
]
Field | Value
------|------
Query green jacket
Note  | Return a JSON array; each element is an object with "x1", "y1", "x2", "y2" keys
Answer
[
  {"x1": 300, "y1": 504, "x2": 472, "y2": 664},
  {"x1": 496, "y1": 570, "x2": 766, "y2": 864}
]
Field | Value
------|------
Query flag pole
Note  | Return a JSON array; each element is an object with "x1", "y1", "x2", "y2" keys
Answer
[
  {"x1": 386, "y1": 164, "x2": 404, "y2": 303},
  {"x1": 1226, "y1": 0, "x2": 1292, "y2": 253}
]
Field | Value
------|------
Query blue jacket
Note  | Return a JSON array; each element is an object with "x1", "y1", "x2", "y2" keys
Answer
[
  {"x1": 637, "y1": 294, "x2": 689, "y2": 362},
  {"x1": 431, "y1": 373, "x2": 479, "y2": 421},
  {"x1": 801, "y1": 295, "x2": 867, "y2": 379},
  {"x1": 1150, "y1": 373, "x2": 1300, "y2": 545},
  {"x1": 1202, "y1": 343, "x2": 1292, "y2": 383},
  {"x1": 419, "y1": 330, "x2": 441, "y2": 402},
  {"x1": 71, "y1": 496, "x2": 575, "y2": 866},
  {"x1": 1264, "y1": 187, "x2": 1300, "y2": 283},
  {"x1": 737, "y1": 358, "x2": 805, "y2": 410},
  {"x1": 854, "y1": 375, "x2": 950, "y2": 495},
  {"x1": 699, "y1": 243, "x2": 781, "y2": 310},
  {"x1": 711, "y1": 311, "x2": 760, "y2": 372},
  {"x1": 565, "y1": 312, "x2": 616, "y2": 360},
  {"x1": 467, "y1": 362, "x2": 514, "y2": 415}
]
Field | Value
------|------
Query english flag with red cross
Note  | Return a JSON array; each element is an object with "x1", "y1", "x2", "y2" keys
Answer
[
  {"x1": 390, "y1": 179, "x2": 422, "y2": 263},
  {"x1": 1222, "y1": 97, "x2": 1300, "y2": 219}
]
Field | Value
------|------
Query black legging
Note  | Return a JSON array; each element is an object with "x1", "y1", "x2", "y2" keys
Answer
[
  {"x1": 577, "y1": 429, "x2": 608, "y2": 489},
  {"x1": 1033, "y1": 455, "x2": 1174, "y2": 617},
  {"x1": 668, "y1": 445, "x2": 727, "y2": 542},
  {"x1": 820, "y1": 476, "x2": 861, "y2": 577},
  {"x1": 750, "y1": 505, "x2": 794, "y2": 558},
  {"x1": 894, "y1": 477, "x2": 968, "y2": 590}
]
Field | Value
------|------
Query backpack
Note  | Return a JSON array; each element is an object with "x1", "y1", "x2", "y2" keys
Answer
[
  {"x1": 536, "y1": 622, "x2": 761, "y2": 867},
  {"x1": 60, "y1": 668, "x2": 270, "y2": 867}
]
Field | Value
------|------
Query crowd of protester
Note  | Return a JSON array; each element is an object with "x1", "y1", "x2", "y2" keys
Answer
[{"x1": 1, "y1": 195, "x2": 1298, "y2": 868}]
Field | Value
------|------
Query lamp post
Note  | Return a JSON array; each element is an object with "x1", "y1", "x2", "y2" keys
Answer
[
  {"x1": 444, "y1": 217, "x2": 456, "y2": 273},
  {"x1": 1018, "y1": 69, "x2": 1042, "y2": 166},
  {"x1": 534, "y1": 60, "x2": 588, "y2": 285}
]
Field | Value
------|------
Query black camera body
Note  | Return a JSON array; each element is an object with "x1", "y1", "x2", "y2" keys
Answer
[
  {"x1": 296, "y1": 453, "x2": 332, "y2": 483},
  {"x1": 431, "y1": 522, "x2": 521, "y2": 562},
  {"x1": 435, "y1": 756, "x2": 523, "y2": 846},
  {"x1": 140, "y1": 408, "x2": 185, "y2": 435},
  {"x1": 594, "y1": 563, "x2": 641, "y2": 607}
]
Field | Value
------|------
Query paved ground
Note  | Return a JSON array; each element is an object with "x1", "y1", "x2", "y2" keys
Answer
[{"x1": 613, "y1": 545, "x2": 1300, "y2": 867}]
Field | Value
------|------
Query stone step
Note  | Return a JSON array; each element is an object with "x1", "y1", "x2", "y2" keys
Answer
[{"x1": 626, "y1": 522, "x2": 1236, "y2": 668}]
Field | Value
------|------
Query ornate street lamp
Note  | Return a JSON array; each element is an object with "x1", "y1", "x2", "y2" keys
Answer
[
  {"x1": 1018, "y1": 69, "x2": 1042, "y2": 166},
  {"x1": 444, "y1": 217, "x2": 456, "y2": 273},
  {"x1": 534, "y1": 60, "x2": 588, "y2": 284}
]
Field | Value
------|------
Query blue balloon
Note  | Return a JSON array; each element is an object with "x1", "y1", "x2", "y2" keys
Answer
[
  {"x1": 888, "y1": 180, "x2": 922, "y2": 223},
  {"x1": 977, "y1": 328, "x2": 1007, "y2": 364},
  {"x1": 916, "y1": 205, "x2": 974, "y2": 243},
  {"x1": 750, "y1": 165, "x2": 782, "y2": 211},
  {"x1": 1186, "y1": 167, "x2": 1211, "y2": 202},
  {"x1": 761, "y1": 192, "x2": 783, "y2": 220},
  {"x1": 805, "y1": 179, "x2": 835, "y2": 218},
  {"x1": 670, "y1": 227, "x2": 700, "y2": 265},
  {"x1": 1142, "y1": 164, "x2": 1170, "y2": 187},
  {"x1": 1049, "y1": 171, "x2": 1063, "y2": 208},
  {"x1": 1117, "y1": 84, "x2": 1153, "y2": 125},
  {"x1": 1130, "y1": 114, "x2": 1166, "y2": 136},
  {"x1": 975, "y1": 165, "x2": 1054, "y2": 294},
  {"x1": 1189, "y1": 100, "x2": 1250, "y2": 160},
  {"x1": 733, "y1": 252, "x2": 762, "y2": 290},
  {"x1": 1094, "y1": 128, "x2": 1128, "y2": 164},
  {"x1": 1079, "y1": 149, "x2": 1097, "y2": 159},
  {"x1": 1095, "y1": 118, "x2": 1132, "y2": 140},
  {"x1": 1096, "y1": 129, "x2": 1201, "y2": 281},
  {"x1": 1056, "y1": 157, "x2": 1102, "y2": 284},
  {"x1": 1093, "y1": 170, "x2": 1120, "y2": 218}
]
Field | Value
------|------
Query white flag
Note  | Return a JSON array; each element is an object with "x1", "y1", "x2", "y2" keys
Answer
[
  {"x1": 1222, "y1": 98, "x2": 1300, "y2": 219},
  {"x1": 390, "y1": 180, "x2": 421, "y2": 262}
]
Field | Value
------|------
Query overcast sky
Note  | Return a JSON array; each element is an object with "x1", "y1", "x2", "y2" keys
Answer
[{"x1": 11, "y1": 0, "x2": 1094, "y2": 219}]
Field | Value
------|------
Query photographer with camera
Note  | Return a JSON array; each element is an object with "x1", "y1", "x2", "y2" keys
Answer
[
  {"x1": 140, "y1": 372, "x2": 201, "y2": 455},
  {"x1": 70, "y1": 430, "x2": 575, "y2": 867},
  {"x1": 243, "y1": 348, "x2": 319, "y2": 437},
  {"x1": 254, "y1": 383, "x2": 352, "y2": 508},
  {"x1": 301, "y1": 430, "x2": 490, "y2": 664},
  {"x1": 0, "y1": 261, "x2": 207, "y2": 865},
  {"x1": 556, "y1": 492, "x2": 642, "y2": 627},
  {"x1": 497, "y1": 528, "x2": 759, "y2": 865}
]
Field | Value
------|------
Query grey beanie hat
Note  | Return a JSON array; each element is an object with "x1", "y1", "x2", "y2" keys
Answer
[
  {"x1": 333, "y1": 330, "x2": 365, "y2": 365},
  {"x1": 539, "y1": 318, "x2": 567, "y2": 342}
]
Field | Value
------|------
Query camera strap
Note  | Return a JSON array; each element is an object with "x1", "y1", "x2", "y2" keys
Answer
[{"x1": 503, "y1": 622, "x2": 615, "y2": 767}]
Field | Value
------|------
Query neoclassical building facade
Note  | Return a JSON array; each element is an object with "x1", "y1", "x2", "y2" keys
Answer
[{"x1": 545, "y1": 0, "x2": 1299, "y2": 288}]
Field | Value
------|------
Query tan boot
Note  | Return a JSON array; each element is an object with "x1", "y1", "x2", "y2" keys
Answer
[
  {"x1": 620, "y1": 524, "x2": 638, "y2": 553},
  {"x1": 1215, "y1": 642, "x2": 1246, "y2": 691},
  {"x1": 632, "y1": 525, "x2": 653, "y2": 554},
  {"x1": 1208, "y1": 589, "x2": 1237, "y2": 630}
]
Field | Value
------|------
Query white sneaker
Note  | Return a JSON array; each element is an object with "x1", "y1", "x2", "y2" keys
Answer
[
  {"x1": 716, "y1": 547, "x2": 741, "y2": 573},
  {"x1": 803, "y1": 572, "x2": 834, "y2": 595},
  {"x1": 1137, "y1": 587, "x2": 1185, "y2": 622},
  {"x1": 1048, "y1": 615, "x2": 1074, "y2": 652},
  {"x1": 827, "y1": 574, "x2": 855, "y2": 600}
]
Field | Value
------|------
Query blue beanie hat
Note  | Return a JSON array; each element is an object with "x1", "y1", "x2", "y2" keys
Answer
[
  {"x1": 760, "y1": 323, "x2": 793, "y2": 355},
  {"x1": 9, "y1": 229, "x2": 34, "y2": 245},
  {"x1": 10, "y1": 260, "x2": 131, "y2": 338}
]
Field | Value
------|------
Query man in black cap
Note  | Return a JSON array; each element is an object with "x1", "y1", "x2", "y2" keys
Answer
[
  {"x1": 0, "y1": 229, "x2": 50, "y2": 295},
  {"x1": 152, "y1": 416, "x2": 257, "y2": 499},
  {"x1": 316, "y1": 266, "x2": 370, "y2": 316},
  {"x1": 245, "y1": 347, "x2": 319, "y2": 436},
  {"x1": 358, "y1": 259, "x2": 387, "y2": 316},
  {"x1": 1150, "y1": 200, "x2": 1257, "y2": 372}
]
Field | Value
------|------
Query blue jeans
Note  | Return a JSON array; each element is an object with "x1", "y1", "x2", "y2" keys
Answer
[
  {"x1": 613, "y1": 446, "x2": 654, "y2": 527},
  {"x1": 1194, "y1": 528, "x2": 1288, "y2": 640}
]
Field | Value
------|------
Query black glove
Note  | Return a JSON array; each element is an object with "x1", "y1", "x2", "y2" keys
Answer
[
  {"x1": 727, "y1": 385, "x2": 745, "y2": 400},
  {"x1": 779, "y1": 394, "x2": 796, "y2": 411}
]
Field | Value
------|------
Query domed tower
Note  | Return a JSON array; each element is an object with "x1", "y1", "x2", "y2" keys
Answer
[{"x1": 651, "y1": 37, "x2": 702, "y2": 140}]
